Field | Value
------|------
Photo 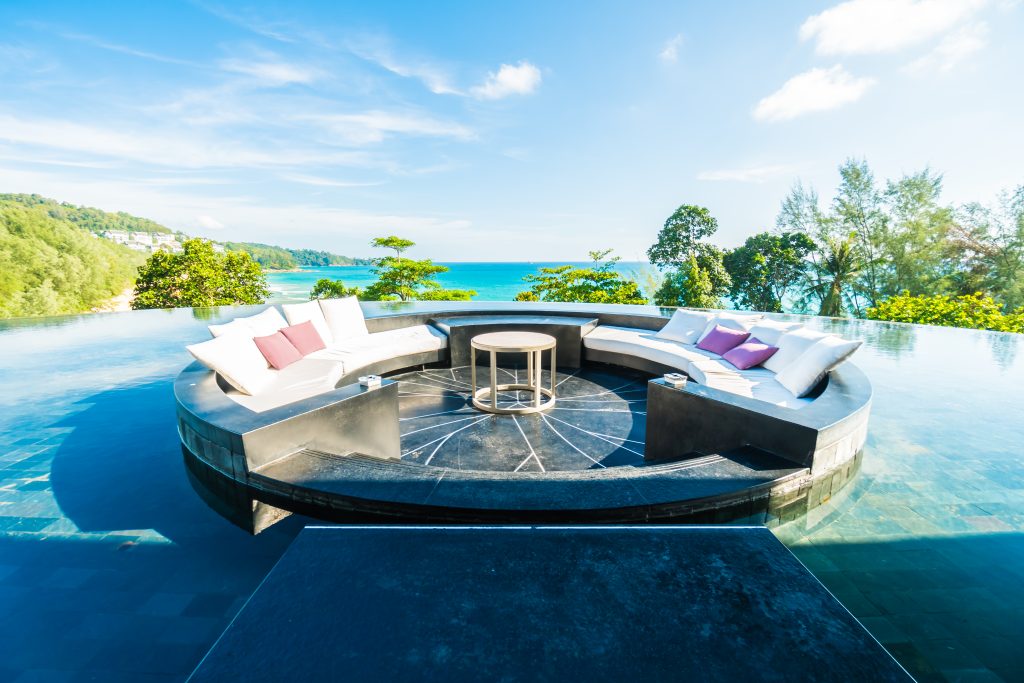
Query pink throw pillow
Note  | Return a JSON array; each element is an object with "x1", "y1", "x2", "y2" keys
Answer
[
  {"x1": 253, "y1": 331, "x2": 302, "y2": 370},
  {"x1": 722, "y1": 337, "x2": 779, "y2": 370},
  {"x1": 696, "y1": 324, "x2": 750, "y2": 356},
  {"x1": 280, "y1": 320, "x2": 326, "y2": 356}
]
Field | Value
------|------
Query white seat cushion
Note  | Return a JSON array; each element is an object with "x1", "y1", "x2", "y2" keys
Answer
[
  {"x1": 208, "y1": 307, "x2": 288, "y2": 338},
  {"x1": 187, "y1": 334, "x2": 275, "y2": 395},
  {"x1": 282, "y1": 300, "x2": 334, "y2": 346},
  {"x1": 324, "y1": 325, "x2": 447, "y2": 371},
  {"x1": 225, "y1": 356, "x2": 348, "y2": 413},
  {"x1": 319, "y1": 296, "x2": 368, "y2": 342},
  {"x1": 695, "y1": 312, "x2": 764, "y2": 343},
  {"x1": 584, "y1": 326, "x2": 717, "y2": 375}
]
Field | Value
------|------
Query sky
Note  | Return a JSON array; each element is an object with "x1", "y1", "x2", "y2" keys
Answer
[{"x1": 1, "y1": 0, "x2": 1022, "y2": 261}]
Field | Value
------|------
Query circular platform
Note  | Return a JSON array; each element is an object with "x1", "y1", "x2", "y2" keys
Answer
[{"x1": 396, "y1": 365, "x2": 648, "y2": 472}]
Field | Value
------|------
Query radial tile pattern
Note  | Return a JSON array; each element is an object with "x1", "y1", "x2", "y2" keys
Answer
[{"x1": 395, "y1": 365, "x2": 649, "y2": 472}]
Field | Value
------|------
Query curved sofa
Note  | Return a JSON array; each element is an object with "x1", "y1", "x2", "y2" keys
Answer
[{"x1": 175, "y1": 301, "x2": 872, "y2": 533}]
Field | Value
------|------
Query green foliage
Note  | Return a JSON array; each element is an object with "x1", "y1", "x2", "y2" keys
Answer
[
  {"x1": 514, "y1": 250, "x2": 648, "y2": 304},
  {"x1": 646, "y1": 204, "x2": 721, "y2": 268},
  {"x1": 0, "y1": 193, "x2": 173, "y2": 235},
  {"x1": 653, "y1": 255, "x2": 727, "y2": 309},
  {"x1": 807, "y1": 234, "x2": 862, "y2": 318},
  {"x1": 222, "y1": 242, "x2": 364, "y2": 270},
  {"x1": 132, "y1": 239, "x2": 268, "y2": 309},
  {"x1": 362, "y1": 236, "x2": 475, "y2": 302},
  {"x1": 723, "y1": 231, "x2": 815, "y2": 312},
  {"x1": 309, "y1": 279, "x2": 361, "y2": 300},
  {"x1": 867, "y1": 292, "x2": 1024, "y2": 333},
  {"x1": 0, "y1": 198, "x2": 144, "y2": 318}
]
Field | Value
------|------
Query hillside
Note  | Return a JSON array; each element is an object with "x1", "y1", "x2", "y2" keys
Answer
[
  {"x1": 0, "y1": 198, "x2": 145, "y2": 318},
  {"x1": 222, "y1": 241, "x2": 368, "y2": 270},
  {"x1": 1, "y1": 194, "x2": 175, "y2": 236}
]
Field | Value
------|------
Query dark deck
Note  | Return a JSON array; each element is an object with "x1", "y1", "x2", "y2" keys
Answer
[{"x1": 188, "y1": 526, "x2": 911, "y2": 682}]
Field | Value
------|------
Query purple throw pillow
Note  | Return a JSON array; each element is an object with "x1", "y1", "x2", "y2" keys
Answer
[
  {"x1": 253, "y1": 331, "x2": 302, "y2": 370},
  {"x1": 280, "y1": 320, "x2": 326, "y2": 356},
  {"x1": 696, "y1": 324, "x2": 751, "y2": 356},
  {"x1": 722, "y1": 337, "x2": 779, "y2": 370}
]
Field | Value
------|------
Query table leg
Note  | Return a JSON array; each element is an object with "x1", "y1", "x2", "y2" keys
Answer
[
  {"x1": 527, "y1": 350, "x2": 533, "y2": 397},
  {"x1": 534, "y1": 350, "x2": 541, "y2": 408},
  {"x1": 471, "y1": 345, "x2": 476, "y2": 399},
  {"x1": 551, "y1": 345, "x2": 556, "y2": 395},
  {"x1": 490, "y1": 350, "x2": 497, "y2": 410}
]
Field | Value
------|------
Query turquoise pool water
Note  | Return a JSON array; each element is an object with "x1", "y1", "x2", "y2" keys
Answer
[{"x1": 0, "y1": 306, "x2": 1021, "y2": 681}]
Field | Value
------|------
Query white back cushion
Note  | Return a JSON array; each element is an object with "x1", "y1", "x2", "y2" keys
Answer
[
  {"x1": 319, "y1": 296, "x2": 368, "y2": 342},
  {"x1": 762, "y1": 327, "x2": 834, "y2": 373},
  {"x1": 282, "y1": 300, "x2": 334, "y2": 346},
  {"x1": 776, "y1": 336, "x2": 863, "y2": 397},
  {"x1": 746, "y1": 320, "x2": 803, "y2": 347},
  {"x1": 696, "y1": 313, "x2": 763, "y2": 343},
  {"x1": 187, "y1": 334, "x2": 276, "y2": 395},
  {"x1": 208, "y1": 307, "x2": 287, "y2": 338},
  {"x1": 654, "y1": 310, "x2": 716, "y2": 345}
]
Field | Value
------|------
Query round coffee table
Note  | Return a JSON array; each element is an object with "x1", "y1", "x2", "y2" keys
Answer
[{"x1": 471, "y1": 331, "x2": 557, "y2": 414}]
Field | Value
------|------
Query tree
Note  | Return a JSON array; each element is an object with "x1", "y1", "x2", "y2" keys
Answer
[
  {"x1": 724, "y1": 231, "x2": 815, "y2": 312},
  {"x1": 949, "y1": 186, "x2": 1024, "y2": 311},
  {"x1": 867, "y1": 292, "x2": 1024, "y2": 333},
  {"x1": 647, "y1": 204, "x2": 731, "y2": 307},
  {"x1": 310, "y1": 279, "x2": 361, "y2": 300},
  {"x1": 806, "y1": 234, "x2": 861, "y2": 317},
  {"x1": 132, "y1": 238, "x2": 268, "y2": 309},
  {"x1": 881, "y1": 168, "x2": 955, "y2": 297},
  {"x1": 362, "y1": 236, "x2": 475, "y2": 302},
  {"x1": 834, "y1": 158, "x2": 888, "y2": 312},
  {"x1": 514, "y1": 250, "x2": 647, "y2": 304}
]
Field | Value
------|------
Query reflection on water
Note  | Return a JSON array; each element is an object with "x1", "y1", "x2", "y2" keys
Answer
[{"x1": 1, "y1": 303, "x2": 1022, "y2": 681}]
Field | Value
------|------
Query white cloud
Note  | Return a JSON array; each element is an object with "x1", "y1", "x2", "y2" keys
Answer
[
  {"x1": 753, "y1": 66, "x2": 876, "y2": 122},
  {"x1": 304, "y1": 111, "x2": 475, "y2": 145},
  {"x1": 800, "y1": 0, "x2": 988, "y2": 55},
  {"x1": 345, "y1": 38, "x2": 460, "y2": 95},
  {"x1": 0, "y1": 114, "x2": 372, "y2": 168},
  {"x1": 196, "y1": 215, "x2": 225, "y2": 230},
  {"x1": 219, "y1": 57, "x2": 319, "y2": 86},
  {"x1": 471, "y1": 61, "x2": 542, "y2": 100},
  {"x1": 281, "y1": 173, "x2": 385, "y2": 188},
  {"x1": 696, "y1": 165, "x2": 796, "y2": 183},
  {"x1": 905, "y1": 21, "x2": 989, "y2": 72},
  {"x1": 659, "y1": 34, "x2": 684, "y2": 63}
]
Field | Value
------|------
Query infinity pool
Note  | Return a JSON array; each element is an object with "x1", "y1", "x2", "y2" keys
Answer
[{"x1": 0, "y1": 304, "x2": 1021, "y2": 681}]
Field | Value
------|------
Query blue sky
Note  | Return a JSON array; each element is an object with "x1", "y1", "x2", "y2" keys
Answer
[{"x1": 1, "y1": 0, "x2": 1022, "y2": 260}]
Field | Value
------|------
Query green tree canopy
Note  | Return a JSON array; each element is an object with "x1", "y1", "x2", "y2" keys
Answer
[
  {"x1": 867, "y1": 292, "x2": 1024, "y2": 333},
  {"x1": 653, "y1": 254, "x2": 728, "y2": 309},
  {"x1": 132, "y1": 239, "x2": 269, "y2": 309},
  {"x1": 646, "y1": 204, "x2": 720, "y2": 268},
  {"x1": 309, "y1": 278, "x2": 361, "y2": 300},
  {"x1": 362, "y1": 236, "x2": 475, "y2": 302},
  {"x1": 514, "y1": 250, "x2": 647, "y2": 304},
  {"x1": 806, "y1": 234, "x2": 862, "y2": 317},
  {"x1": 723, "y1": 231, "x2": 815, "y2": 312}
]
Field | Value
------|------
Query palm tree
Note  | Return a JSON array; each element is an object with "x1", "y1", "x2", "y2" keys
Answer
[{"x1": 806, "y1": 234, "x2": 862, "y2": 317}]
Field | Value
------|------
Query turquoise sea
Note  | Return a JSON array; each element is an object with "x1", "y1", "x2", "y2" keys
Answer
[{"x1": 266, "y1": 262, "x2": 651, "y2": 303}]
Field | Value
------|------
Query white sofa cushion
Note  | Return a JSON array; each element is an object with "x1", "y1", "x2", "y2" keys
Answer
[
  {"x1": 688, "y1": 360, "x2": 811, "y2": 408},
  {"x1": 319, "y1": 296, "x2": 369, "y2": 342},
  {"x1": 282, "y1": 300, "x2": 334, "y2": 346},
  {"x1": 225, "y1": 356, "x2": 348, "y2": 413},
  {"x1": 762, "y1": 327, "x2": 834, "y2": 373},
  {"x1": 746, "y1": 319, "x2": 803, "y2": 347},
  {"x1": 319, "y1": 325, "x2": 447, "y2": 370},
  {"x1": 654, "y1": 310, "x2": 716, "y2": 344},
  {"x1": 584, "y1": 325, "x2": 717, "y2": 375},
  {"x1": 695, "y1": 312, "x2": 763, "y2": 342},
  {"x1": 208, "y1": 307, "x2": 287, "y2": 338},
  {"x1": 776, "y1": 336, "x2": 863, "y2": 397},
  {"x1": 187, "y1": 334, "x2": 275, "y2": 395}
]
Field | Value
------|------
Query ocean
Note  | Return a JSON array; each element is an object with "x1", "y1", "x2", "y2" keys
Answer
[{"x1": 266, "y1": 262, "x2": 652, "y2": 303}]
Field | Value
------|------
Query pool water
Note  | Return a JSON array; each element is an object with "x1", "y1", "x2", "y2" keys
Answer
[{"x1": 0, "y1": 305, "x2": 1021, "y2": 681}]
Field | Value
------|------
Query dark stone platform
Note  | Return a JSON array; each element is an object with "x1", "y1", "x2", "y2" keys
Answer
[{"x1": 188, "y1": 526, "x2": 910, "y2": 682}]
